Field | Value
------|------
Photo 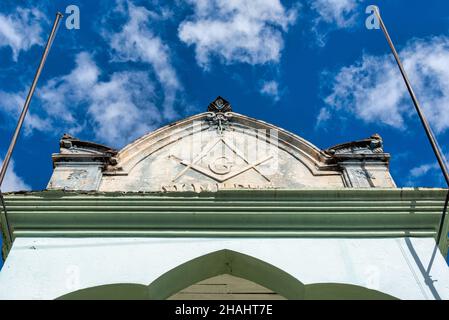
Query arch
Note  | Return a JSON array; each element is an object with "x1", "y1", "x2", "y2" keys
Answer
[
  {"x1": 111, "y1": 112, "x2": 334, "y2": 175},
  {"x1": 57, "y1": 284, "x2": 149, "y2": 300},
  {"x1": 146, "y1": 249, "x2": 305, "y2": 300},
  {"x1": 305, "y1": 283, "x2": 397, "y2": 300},
  {"x1": 57, "y1": 249, "x2": 398, "y2": 300}
]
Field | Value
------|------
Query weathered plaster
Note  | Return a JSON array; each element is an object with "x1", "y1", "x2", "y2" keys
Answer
[
  {"x1": 2, "y1": 188, "x2": 448, "y2": 259},
  {"x1": 47, "y1": 100, "x2": 396, "y2": 192},
  {"x1": 1, "y1": 98, "x2": 446, "y2": 300},
  {"x1": 0, "y1": 237, "x2": 448, "y2": 300}
]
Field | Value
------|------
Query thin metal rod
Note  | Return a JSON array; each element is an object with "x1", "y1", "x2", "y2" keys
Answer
[
  {"x1": 0, "y1": 12, "x2": 63, "y2": 188},
  {"x1": 0, "y1": 193, "x2": 12, "y2": 247},
  {"x1": 374, "y1": 7, "x2": 449, "y2": 244},
  {"x1": 437, "y1": 191, "x2": 449, "y2": 245},
  {"x1": 0, "y1": 13, "x2": 63, "y2": 250}
]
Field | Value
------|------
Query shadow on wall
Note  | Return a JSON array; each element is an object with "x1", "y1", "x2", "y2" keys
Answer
[{"x1": 0, "y1": 231, "x2": 2, "y2": 269}]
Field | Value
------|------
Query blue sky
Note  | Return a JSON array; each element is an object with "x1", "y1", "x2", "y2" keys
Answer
[{"x1": 1, "y1": 0, "x2": 449, "y2": 265}]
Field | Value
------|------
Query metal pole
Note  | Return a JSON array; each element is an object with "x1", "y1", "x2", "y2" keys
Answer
[
  {"x1": 0, "y1": 13, "x2": 63, "y2": 248},
  {"x1": 0, "y1": 193, "x2": 12, "y2": 248},
  {"x1": 0, "y1": 12, "x2": 63, "y2": 188},
  {"x1": 373, "y1": 7, "x2": 449, "y2": 244}
]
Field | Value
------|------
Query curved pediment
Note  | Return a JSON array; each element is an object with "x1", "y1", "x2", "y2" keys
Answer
[
  {"x1": 111, "y1": 112, "x2": 333, "y2": 174},
  {"x1": 48, "y1": 97, "x2": 395, "y2": 192}
]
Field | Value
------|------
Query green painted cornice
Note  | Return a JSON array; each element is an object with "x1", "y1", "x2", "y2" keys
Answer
[{"x1": 1, "y1": 188, "x2": 448, "y2": 259}]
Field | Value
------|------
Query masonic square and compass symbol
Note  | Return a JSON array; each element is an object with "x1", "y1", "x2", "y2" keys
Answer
[{"x1": 169, "y1": 136, "x2": 273, "y2": 183}]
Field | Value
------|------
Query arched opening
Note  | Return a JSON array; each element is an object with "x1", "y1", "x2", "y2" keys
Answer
[
  {"x1": 168, "y1": 274, "x2": 287, "y2": 300},
  {"x1": 58, "y1": 249, "x2": 397, "y2": 300},
  {"x1": 146, "y1": 249, "x2": 305, "y2": 299}
]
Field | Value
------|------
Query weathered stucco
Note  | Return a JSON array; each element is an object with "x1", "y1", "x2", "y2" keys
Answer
[
  {"x1": 0, "y1": 237, "x2": 448, "y2": 300},
  {"x1": 2, "y1": 97, "x2": 447, "y2": 300},
  {"x1": 47, "y1": 97, "x2": 396, "y2": 192}
]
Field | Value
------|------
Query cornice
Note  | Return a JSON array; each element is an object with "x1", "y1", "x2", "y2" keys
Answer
[{"x1": 2, "y1": 189, "x2": 447, "y2": 258}]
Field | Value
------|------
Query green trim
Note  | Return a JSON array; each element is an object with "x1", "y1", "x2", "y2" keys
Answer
[
  {"x1": 57, "y1": 249, "x2": 397, "y2": 300},
  {"x1": 304, "y1": 283, "x2": 397, "y2": 300},
  {"x1": 441, "y1": 209, "x2": 449, "y2": 257},
  {"x1": 146, "y1": 249, "x2": 306, "y2": 299},
  {"x1": 4, "y1": 187, "x2": 449, "y2": 199},
  {"x1": 2, "y1": 188, "x2": 449, "y2": 259},
  {"x1": 57, "y1": 284, "x2": 149, "y2": 300},
  {"x1": 13, "y1": 230, "x2": 437, "y2": 238},
  {"x1": 0, "y1": 203, "x2": 11, "y2": 261}
]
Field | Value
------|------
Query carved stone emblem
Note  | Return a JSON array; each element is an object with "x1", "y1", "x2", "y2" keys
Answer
[
  {"x1": 206, "y1": 96, "x2": 233, "y2": 134},
  {"x1": 67, "y1": 170, "x2": 88, "y2": 181},
  {"x1": 209, "y1": 156, "x2": 234, "y2": 175},
  {"x1": 207, "y1": 96, "x2": 232, "y2": 113},
  {"x1": 170, "y1": 136, "x2": 272, "y2": 183}
]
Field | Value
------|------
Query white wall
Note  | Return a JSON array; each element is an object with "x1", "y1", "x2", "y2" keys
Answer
[{"x1": 0, "y1": 237, "x2": 448, "y2": 300}]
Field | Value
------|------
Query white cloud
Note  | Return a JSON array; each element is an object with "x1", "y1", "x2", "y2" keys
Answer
[
  {"x1": 321, "y1": 37, "x2": 449, "y2": 133},
  {"x1": 0, "y1": 158, "x2": 30, "y2": 192},
  {"x1": 0, "y1": 52, "x2": 164, "y2": 147},
  {"x1": 87, "y1": 70, "x2": 162, "y2": 145},
  {"x1": 0, "y1": 1, "x2": 184, "y2": 148},
  {"x1": 260, "y1": 80, "x2": 281, "y2": 102},
  {"x1": 405, "y1": 153, "x2": 449, "y2": 187},
  {"x1": 0, "y1": 7, "x2": 46, "y2": 61},
  {"x1": 107, "y1": 1, "x2": 181, "y2": 119},
  {"x1": 178, "y1": 0, "x2": 298, "y2": 68},
  {"x1": 37, "y1": 52, "x2": 163, "y2": 147},
  {"x1": 316, "y1": 107, "x2": 331, "y2": 127},
  {"x1": 0, "y1": 90, "x2": 50, "y2": 134},
  {"x1": 309, "y1": 0, "x2": 363, "y2": 46},
  {"x1": 410, "y1": 163, "x2": 440, "y2": 179},
  {"x1": 311, "y1": 0, "x2": 362, "y2": 28},
  {"x1": 38, "y1": 52, "x2": 99, "y2": 132}
]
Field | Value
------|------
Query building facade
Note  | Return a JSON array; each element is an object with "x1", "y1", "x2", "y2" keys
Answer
[{"x1": 1, "y1": 97, "x2": 448, "y2": 299}]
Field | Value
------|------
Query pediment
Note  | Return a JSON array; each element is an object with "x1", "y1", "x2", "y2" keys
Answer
[
  {"x1": 98, "y1": 99, "x2": 346, "y2": 191},
  {"x1": 49, "y1": 97, "x2": 395, "y2": 192}
]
